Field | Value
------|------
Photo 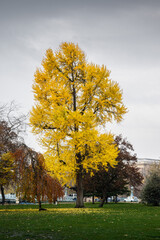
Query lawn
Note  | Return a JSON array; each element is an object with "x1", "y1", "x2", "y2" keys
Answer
[{"x1": 0, "y1": 203, "x2": 160, "y2": 240}]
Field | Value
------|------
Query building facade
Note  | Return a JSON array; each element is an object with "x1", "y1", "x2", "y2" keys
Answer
[{"x1": 136, "y1": 158, "x2": 160, "y2": 178}]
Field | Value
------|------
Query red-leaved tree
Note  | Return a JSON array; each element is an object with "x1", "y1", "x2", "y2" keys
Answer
[
  {"x1": 83, "y1": 135, "x2": 143, "y2": 207},
  {"x1": 14, "y1": 145, "x2": 64, "y2": 210}
]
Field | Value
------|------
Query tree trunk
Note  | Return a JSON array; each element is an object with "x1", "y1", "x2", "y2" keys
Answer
[
  {"x1": 1, "y1": 185, "x2": 5, "y2": 205},
  {"x1": 38, "y1": 200, "x2": 46, "y2": 211},
  {"x1": 39, "y1": 200, "x2": 42, "y2": 210},
  {"x1": 75, "y1": 170, "x2": 84, "y2": 208},
  {"x1": 99, "y1": 197, "x2": 105, "y2": 207},
  {"x1": 105, "y1": 196, "x2": 108, "y2": 204},
  {"x1": 92, "y1": 194, "x2": 95, "y2": 204},
  {"x1": 72, "y1": 82, "x2": 84, "y2": 208}
]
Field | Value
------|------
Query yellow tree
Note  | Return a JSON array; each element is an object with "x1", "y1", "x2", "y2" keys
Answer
[
  {"x1": 30, "y1": 42, "x2": 127, "y2": 207},
  {"x1": 0, "y1": 152, "x2": 15, "y2": 205}
]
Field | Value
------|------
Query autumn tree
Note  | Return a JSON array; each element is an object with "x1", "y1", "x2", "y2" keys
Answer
[
  {"x1": 83, "y1": 135, "x2": 143, "y2": 207},
  {"x1": 0, "y1": 102, "x2": 26, "y2": 204},
  {"x1": 30, "y1": 42, "x2": 127, "y2": 207},
  {"x1": 15, "y1": 145, "x2": 64, "y2": 210},
  {"x1": 0, "y1": 152, "x2": 15, "y2": 204},
  {"x1": 0, "y1": 120, "x2": 19, "y2": 204}
]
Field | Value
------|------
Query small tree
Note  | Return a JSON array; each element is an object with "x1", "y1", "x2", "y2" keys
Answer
[
  {"x1": 15, "y1": 146, "x2": 64, "y2": 210},
  {"x1": 0, "y1": 152, "x2": 15, "y2": 204},
  {"x1": 0, "y1": 120, "x2": 19, "y2": 204},
  {"x1": 0, "y1": 102, "x2": 26, "y2": 204},
  {"x1": 83, "y1": 135, "x2": 143, "y2": 207},
  {"x1": 141, "y1": 172, "x2": 160, "y2": 206}
]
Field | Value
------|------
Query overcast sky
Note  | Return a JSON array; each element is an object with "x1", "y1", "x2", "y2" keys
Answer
[{"x1": 0, "y1": 0, "x2": 160, "y2": 159}]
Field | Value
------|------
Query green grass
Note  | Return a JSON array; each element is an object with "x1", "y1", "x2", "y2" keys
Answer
[{"x1": 0, "y1": 203, "x2": 160, "y2": 240}]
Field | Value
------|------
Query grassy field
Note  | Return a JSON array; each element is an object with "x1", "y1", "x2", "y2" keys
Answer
[{"x1": 0, "y1": 203, "x2": 160, "y2": 240}]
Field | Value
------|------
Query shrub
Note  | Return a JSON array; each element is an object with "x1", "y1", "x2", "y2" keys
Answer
[{"x1": 141, "y1": 172, "x2": 160, "y2": 206}]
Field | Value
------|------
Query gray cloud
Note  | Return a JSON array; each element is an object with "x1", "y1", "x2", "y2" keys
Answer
[{"x1": 0, "y1": 0, "x2": 160, "y2": 158}]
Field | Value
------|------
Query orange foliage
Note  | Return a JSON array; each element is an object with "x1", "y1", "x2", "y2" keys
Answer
[{"x1": 14, "y1": 146, "x2": 64, "y2": 204}]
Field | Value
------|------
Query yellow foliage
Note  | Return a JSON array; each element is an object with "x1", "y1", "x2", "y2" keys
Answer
[
  {"x1": 0, "y1": 152, "x2": 15, "y2": 185},
  {"x1": 30, "y1": 42, "x2": 127, "y2": 185}
]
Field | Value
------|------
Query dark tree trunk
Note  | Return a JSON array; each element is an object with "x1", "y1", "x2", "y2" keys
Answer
[
  {"x1": 39, "y1": 200, "x2": 42, "y2": 210},
  {"x1": 92, "y1": 194, "x2": 95, "y2": 204},
  {"x1": 99, "y1": 197, "x2": 105, "y2": 207},
  {"x1": 39, "y1": 200, "x2": 46, "y2": 211},
  {"x1": 114, "y1": 195, "x2": 118, "y2": 204},
  {"x1": 75, "y1": 170, "x2": 84, "y2": 208},
  {"x1": 72, "y1": 81, "x2": 84, "y2": 208},
  {"x1": 105, "y1": 196, "x2": 108, "y2": 204},
  {"x1": 1, "y1": 185, "x2": 5, "y2": 205}
]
